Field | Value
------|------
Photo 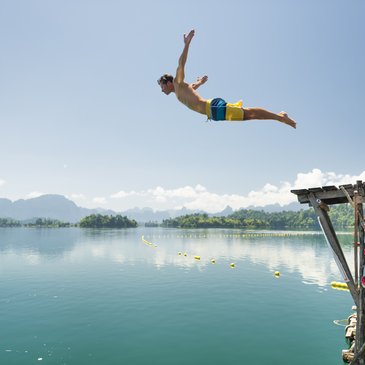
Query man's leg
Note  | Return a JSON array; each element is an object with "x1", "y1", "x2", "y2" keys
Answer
[{"x1": 243, "y1": 108, "x2": 296, "y2": 129}]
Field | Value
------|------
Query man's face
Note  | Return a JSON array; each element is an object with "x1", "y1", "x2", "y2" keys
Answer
[{"x1": 160, "y1": 81, "x2": 172, "y2": 95}]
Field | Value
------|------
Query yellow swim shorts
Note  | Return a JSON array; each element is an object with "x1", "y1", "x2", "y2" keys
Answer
[{"x1": 206, "y1": 98, "x2": 244, "y2": 121}]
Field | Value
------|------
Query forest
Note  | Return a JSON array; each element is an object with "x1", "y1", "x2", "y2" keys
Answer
[{"x1": 161, "y1": 204, "x2": 354, "y2": 229}]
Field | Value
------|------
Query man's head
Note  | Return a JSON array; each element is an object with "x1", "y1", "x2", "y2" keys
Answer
[{"x1": 158, "y1": 74, "x2": 174, "y2": 95}]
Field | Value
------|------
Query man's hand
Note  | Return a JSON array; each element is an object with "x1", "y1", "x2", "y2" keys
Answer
[
  {"x1": 196, "y1": 75, "x2": 208, "y2": 85},
  {"x1": 191, "y1": 75, "x2": 208, "y2": 90},
  {"x1": 184, "y1": 30, "x2": 195, "y2": 45}
]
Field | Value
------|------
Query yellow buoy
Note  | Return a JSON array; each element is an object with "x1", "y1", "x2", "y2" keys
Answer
[
  {"x1": 178, "y1": 252, "x2": 182, "y2": 256},
  {"x1": 331, "y1": 281, "x2": 348, "y2": 290},
  {"x1": 183, "y1": 252, "x2": 187, "y2": 257},
  {"x1": 194, "y1": 255, "x2": 201, "y2": 260},
  {"x1": 230, "y1": 263, "x2": 235, "y2": 268},
  {"x1": 211, "y1": 259, "x2": 216, "y2": 264},
  {"x1": 274, "y1": 271, "x2": 280, "y2": 277}
]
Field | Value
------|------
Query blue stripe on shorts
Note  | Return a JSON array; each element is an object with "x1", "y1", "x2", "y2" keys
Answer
[{"x1": 211, "y1": 98, "x2": 227, "y2": 121}]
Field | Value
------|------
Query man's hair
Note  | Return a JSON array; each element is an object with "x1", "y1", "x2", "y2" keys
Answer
[{"x1": 158, "y1": 74, "x2": 173, "y2": 85}]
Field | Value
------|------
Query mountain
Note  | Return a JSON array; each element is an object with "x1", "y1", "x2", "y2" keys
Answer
[
  {"x1": 0, "y1": 195, "x2": 203, "y2": 223},
  {"x1": 212, "y1": 205, "x2": 234, "y2": 217},
  {"x1": 0, "y1": 195, "x2": 302, "y2": 223},
  {"x1": 0, "y1": 195, "x2": 114, "y2": 223},
  {"x1": 244, "y1": 202, "x2": 302, "y2": 212},
  {"x1": 120, "y1": 206, "x2": 205, "y2": 223}
]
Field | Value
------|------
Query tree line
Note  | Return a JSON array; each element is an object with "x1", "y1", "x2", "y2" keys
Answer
[
  {"x1": 79, "y1": 214, "x2": 137, "y2": 228},
  {"x1": 0, "y1": 215, "x2": 137, "y2": 228},
  {"x1": 161, "y1": 205, "x2": 354, "y2": 229},
  {"x1": 0, "y1": 218, "x2": 71, "y2": 228},
  {"x1": 0, "y1": 205, "x2": 355, "y2": 229}
]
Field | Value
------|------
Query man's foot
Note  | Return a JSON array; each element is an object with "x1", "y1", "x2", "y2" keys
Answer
[{"x1": 279, "y1": 112, "x2": 296, "y2": 129}]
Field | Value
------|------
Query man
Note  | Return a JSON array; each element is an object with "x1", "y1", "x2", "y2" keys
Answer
[{"x1": 158, "y1": 30, "x2": 296, "y2": 128}]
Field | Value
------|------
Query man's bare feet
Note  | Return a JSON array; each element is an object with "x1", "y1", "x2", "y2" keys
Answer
[{"x1": 279, "y1": 112, "x2": 297, "y2": 129}]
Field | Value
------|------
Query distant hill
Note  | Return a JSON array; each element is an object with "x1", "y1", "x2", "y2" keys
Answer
[
  {"x1": 245, "y1": 202, "x2": 302, "y2": 212},
  {"x1": 0, "y1": 194, "x2": 302, "y2": 223},
  {"x1": 0, "y1": 195, "x2": 114, "y2": 223}
]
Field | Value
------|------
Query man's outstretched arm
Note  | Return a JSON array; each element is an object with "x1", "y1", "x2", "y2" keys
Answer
[
  {"x1": 191, "y1": 75, "x2": 208, "y2": 90},
  {"x1": 175, "y1": 30, "x2": 195, "y2": 84}
]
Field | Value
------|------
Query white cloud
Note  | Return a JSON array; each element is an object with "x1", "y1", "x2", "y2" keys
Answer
[
  {"x1": 293, "y1": 168, "x2": 365, "y2": 189},
  {"x1": 110, "y1": 185, "x2": 207, "y2": 200},
  {"x1": 69, "y1": 193, "x2": 86, "y2": 200},
  {"x1": 110, "y1": 190, "x2": 136, "y2": 199},
  {"x1": 107, "y1": 169, "x2": 365, "y2": 212},
  {"x1": 27, "y1": 191, "x2": 44, "y2": 198},
  {"x1": 93, "y1": 197, "x2": 107, "y2": 205}
]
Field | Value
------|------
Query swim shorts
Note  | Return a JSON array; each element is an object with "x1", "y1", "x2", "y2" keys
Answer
[{"x1": 206, "y1": 98, "x2": 244, "y2": 121}]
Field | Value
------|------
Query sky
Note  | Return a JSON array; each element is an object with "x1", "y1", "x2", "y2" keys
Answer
[{"x1": 0, "y1": 0, "x2": 364, "y2": 213}]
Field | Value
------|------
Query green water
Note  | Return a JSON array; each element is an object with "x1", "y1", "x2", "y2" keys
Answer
[{"x1": 0, "y1": 227, "x2": 353, "y2": 364}]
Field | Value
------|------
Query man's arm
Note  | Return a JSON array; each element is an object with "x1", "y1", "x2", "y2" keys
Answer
[
  {"x1": 191, "y1": 75, "x2": 208, "y2": 90},
  {"x1": 175, "y1": 30, "x2": 195, "y2": 84}
]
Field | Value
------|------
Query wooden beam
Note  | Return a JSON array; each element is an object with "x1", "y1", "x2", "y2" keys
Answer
[
  {"x1": 291, "y1": 185, "x2": 364, "y2": 205},
  {"x1": 308, "y1": 194, "x2": 359, "y2": 307},
  {"x1": 355, "y1": 181, "x2": 365, "y2": 364}
]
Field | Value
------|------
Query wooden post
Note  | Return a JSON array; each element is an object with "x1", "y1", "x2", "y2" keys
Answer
[
  {"x1": 354, "y1": 190, "x2": 359, "y2": 286},
  {"x1": 308, "y1": 194, "x2": 359, "y2": 307},
  {"x1": 356, "y1": 181, "x2": 365, "y2": 365}
]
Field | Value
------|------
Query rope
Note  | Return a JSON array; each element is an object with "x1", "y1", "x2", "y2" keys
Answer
[{"x1": 333, "y1": 319, "x2": 348, "y2": 327}]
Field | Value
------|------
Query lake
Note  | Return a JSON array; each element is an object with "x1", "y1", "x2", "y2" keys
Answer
[{"x1": 0, "y1": 227, "x2": 354, "y2": 365}]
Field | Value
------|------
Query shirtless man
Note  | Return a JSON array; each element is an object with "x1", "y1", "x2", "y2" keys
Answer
[{"x1": 158, "y1": 30, "x2": 296, "y2": 128}]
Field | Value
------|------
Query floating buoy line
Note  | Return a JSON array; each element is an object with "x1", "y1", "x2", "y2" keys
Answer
[
  {"x1": 141, "y1": 235, "x2": 283, "y2": 270},
  {"x1": 140, "y1": 232, "x2": 323, "y2": 271},
  {"x1": 141, "y1": 235, "x2": 235, "y2": 267},
  {"x1": 141, "y1": 232, "x2": 328, "y2": 240},
  {"x1": 141, "y1": 235, "x2": 157, "y2": 248},
  {"x1": 141, "y1": 235, "x2": 355, "y2": 288}
]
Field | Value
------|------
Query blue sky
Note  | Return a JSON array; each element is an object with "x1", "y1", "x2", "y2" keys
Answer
[{"x1": 0, "y1": 0, "x2": 364, "y2": 212}]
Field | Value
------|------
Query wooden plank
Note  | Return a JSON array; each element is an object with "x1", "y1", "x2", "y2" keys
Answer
[
  {"x1": 341, "y1": 184, "x2": 355, "y2": 190},
  {"x1": 324, "y1": 198, "x2": 351, "y2": 205},
  {"x1": 322, "y1": 185, "x2": 338, "y2": 191},
  {"x1": 297, "y1": 195, "x2": 312, "y2": 204},
  {"x1": 291, "y1": 184, "x2": 364, "y2": 205},
  {"x1": 290, "y1": 189, "x2": 308, "y2": 195},
  {"x1": 308, "y1": 187, "x2": 324, "y2": 193},
  {"x1": 293, "y1": 191, "x2": 348, "y2": 205}
]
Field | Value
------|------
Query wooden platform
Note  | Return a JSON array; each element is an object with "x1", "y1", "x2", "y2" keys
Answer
[
  {"x1": 291, "y1": 181, "x2": 365, "y2": 364},
  {"x1": 291, "y1": 184, "x2": 364, "y2": 205}
]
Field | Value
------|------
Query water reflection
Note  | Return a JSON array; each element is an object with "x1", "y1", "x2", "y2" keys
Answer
[
  {"x1": 141, "y1": 232, "x2": 353, "y2": 287},
  {"x1": 0, "y1": 227, "x2": 81, "y2": 258},
  {"x1": 0, "y1": 227, "x2": 354, "y2": 287}
]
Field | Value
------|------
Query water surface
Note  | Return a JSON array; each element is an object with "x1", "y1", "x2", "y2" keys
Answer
[{"x1": 0, "y1": 227, "x2": 353, "y2": 364}]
